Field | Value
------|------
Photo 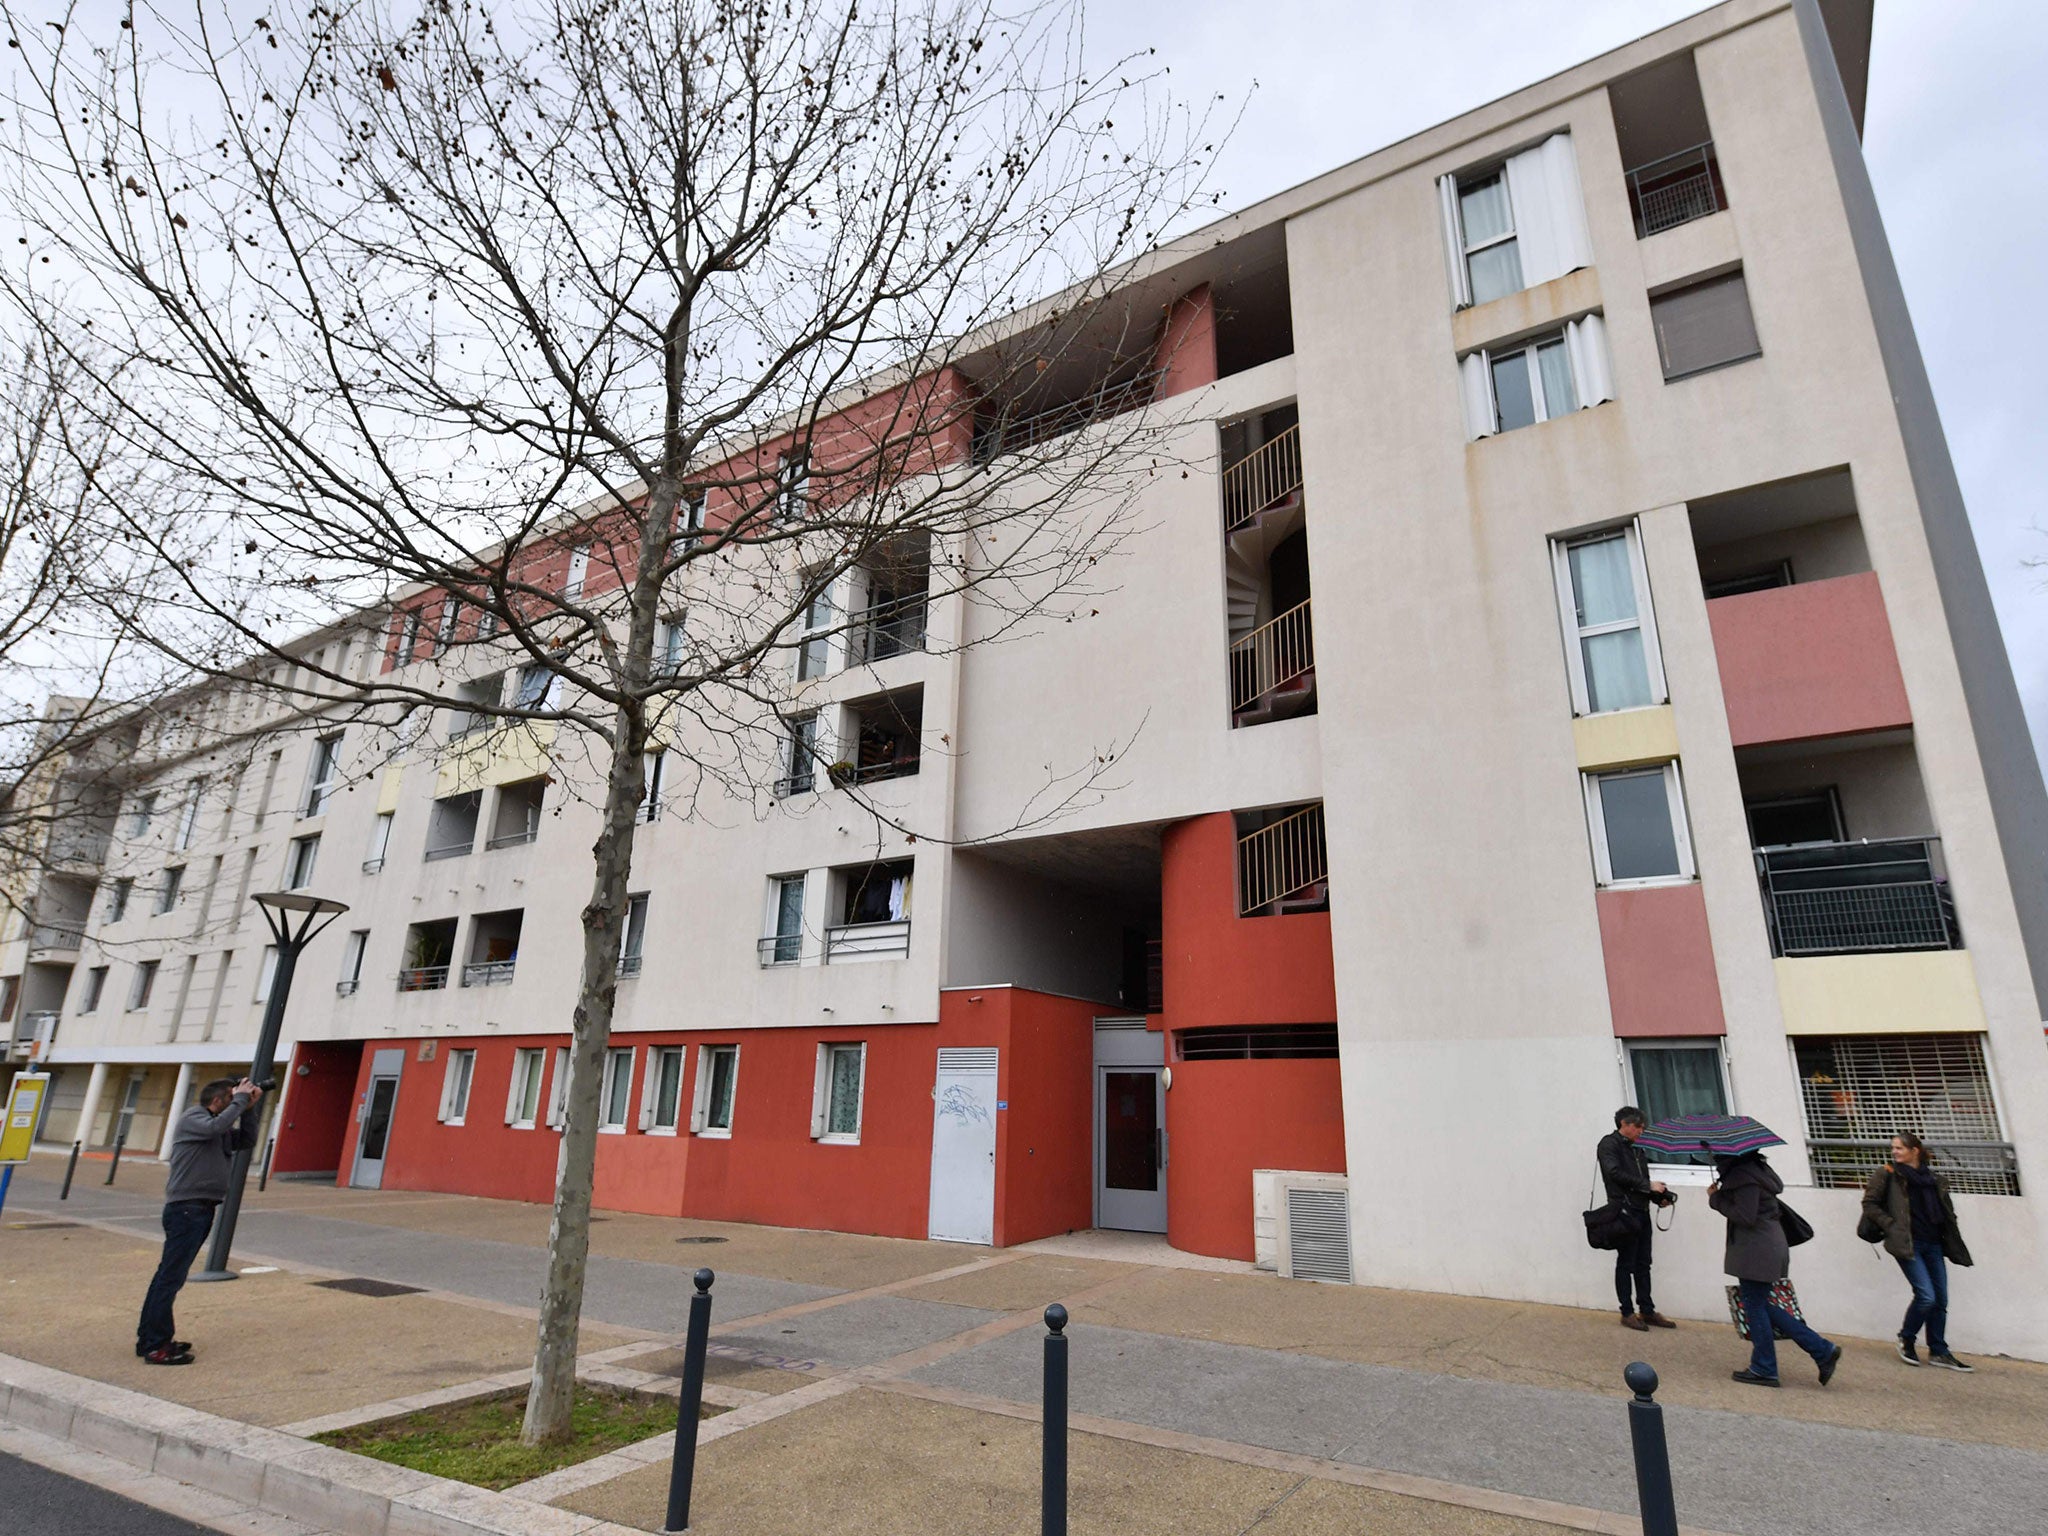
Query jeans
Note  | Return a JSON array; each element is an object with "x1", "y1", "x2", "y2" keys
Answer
[
  {"x1": 1737, "y1": 1277, "x2": 1835, "y2": 1380},
  {"x1": 1614, "y1": 1221, "x2": 1654, "y2": 1315},
  {"x1": 138, "y1": 1200, "x2": 217, "y2": 1353},
  {"x1": 1897, "y1": 1240, "x2": 1950, "y2": 1354}
]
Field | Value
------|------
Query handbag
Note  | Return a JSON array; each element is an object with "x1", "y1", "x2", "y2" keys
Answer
[
  {"x1": 1583, "y1": 1163, "x2": 1647, "y2": 1251},
  {"x1": 1777, "y1": 1198, "x2": 1814, "y2": 1247},
  {"x1": 1725, "y1": 1279, "x2": 1803, "y2": 1340}
]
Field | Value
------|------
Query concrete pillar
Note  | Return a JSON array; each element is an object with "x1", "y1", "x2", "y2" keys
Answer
[
  {"x1": 72, "y1": 1060, "x2": 110, "y2": 1151},
  {"x1": 157, "y1": 1062, "x2": 195, "y2": 1160}
]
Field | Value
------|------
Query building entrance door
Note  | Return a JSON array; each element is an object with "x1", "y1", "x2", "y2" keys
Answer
[
  {"x1": 1094, "y1": 1020, "x2": 1166, "y2": 1233},
  {"x1": 350, "y1": 1049, "x2": 405, "y2": 1189},
  {"x1": 927, "y1": 1047, "x2": 998, "y2": 1244}
]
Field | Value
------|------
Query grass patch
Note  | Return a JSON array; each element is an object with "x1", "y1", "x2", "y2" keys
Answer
[{"x1": 316, "y1": 1386, "x2": 717, "y2": 1491}]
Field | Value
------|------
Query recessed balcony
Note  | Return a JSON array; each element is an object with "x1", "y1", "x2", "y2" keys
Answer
[{"x1": 1708, "y1": 573, "x2": 1910, "y2": 748}]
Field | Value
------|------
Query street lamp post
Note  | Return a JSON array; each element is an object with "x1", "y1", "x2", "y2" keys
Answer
[{"x1": 190, "y1": 891, "x2": 349, "y2": 1283}]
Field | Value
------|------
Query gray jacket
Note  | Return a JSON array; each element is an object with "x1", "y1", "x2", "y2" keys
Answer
[
  {"x1": 1708, "y1": 1153, "x2": 1790, "y2": 1283},
  {"x1": 164, "y1": 1092, "x2": 259, "y2": 1205}
]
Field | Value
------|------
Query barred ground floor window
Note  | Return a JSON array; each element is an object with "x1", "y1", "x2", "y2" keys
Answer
[{"x1": 1793, "y1": 1033, "x2": 2018, "y2": 1196}]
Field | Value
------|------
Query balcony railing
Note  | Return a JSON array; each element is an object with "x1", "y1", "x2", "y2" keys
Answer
[
  {"x1": 486, "y1": 828, "x2": 539, "y2": 850},
  {"x1": 28, "y1": 924, "x2": 84, "y2": 953},
  {"x1": 1229, "y1": 599, "x2": 1314, "y2": 716},
  {"x1": 336, "y1": 978, "x2": 360, "y2": 996},
  {"x1": 617, "y1": 953, "x2": 643, "y2": 979},
  {"x1": 838, "y1": 755, "x2": 920, "y2": 788},
  {"x1": 634, "y1": 797, "x2": 663, "y2": 825},
  {"x1": 361, "y1": 857, "x2": 386, "y2": 875},
  {"x1": 1237, "y1": 803, "x2": 1328, "y2": 917},
  {"x1": 397, "y1": 965, "x2": 450, "y2": 992},
  {"x1": 971, "y1": 367, "x2": 1163, "y2": 464},
  {"x1": 1625, "y1": 142, "x2": 1726, "y2": 238},
  {"x1": 1756, "y1": 837, "x2": 1961, "y2": 957},
  {"x1": 423, "y1": 840, "x2": 474, "y2": 862},
  {"x1": 825, "y1": 919, "x2": 911, "y2": 961},
  {"x1": 774, "y1": 769, "x2": 816, "y2": 799},
  {"x1": 758, "y1": 933, "x2": 803, "y2": 966},
  {"x1": 847, "y1": 596, "x2": 929, "y2": 666},
  {"x1": 462, "y1": 960, "x2": 517, "y2": 987},
  {"x1": 1221, "y1": 423, "x2": 1303, "y2": 535}
]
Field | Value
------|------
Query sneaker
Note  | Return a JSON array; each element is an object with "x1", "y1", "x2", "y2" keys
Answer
[
  {"x1": 136, "y1": 1339, "x2": 191, "y2": 1359},
  {"x1": 1731, "y1": 1369, "x2": 1781, "y2": 1388},
  {"x1": 1818, "y1": 1344, "x2": 1843, "y2": 1387},
  {"x1": 1621, "y1": 1313, "x2": 1649, "y2": 1332},
  {"x1": 1896, "y1": 1339, "x2": 1921, "y2": 1367},
  {"x1": 1928, "y1": 1352, "x2": 1974, "y2": 1373},
  {"x1": 1641, "y1": 1312, "x2": 1678, "y2": 1330},
  {"x1": 143, "y1": 1346, "x2": 194, "y2": 1367}
]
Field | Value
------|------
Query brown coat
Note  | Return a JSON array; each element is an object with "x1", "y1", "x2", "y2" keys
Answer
[
  {"x1": 1708, "y1": 1154, "x2": 1790, "y2": 1283},
  {"x1": 1860, "y1": 1163, "x2": 1973, "y2": 1266}
]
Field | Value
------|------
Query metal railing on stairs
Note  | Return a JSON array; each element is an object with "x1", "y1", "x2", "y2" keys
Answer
[
  {"x1": 1229, "y1": 599, "x2": 1314, "y2": 714},
  {"x1": 1222, "y1": 424, "x2": 1304, "y2": 534},
  {"x1": 1236, "y1": 803, "x2": 1327, "y2": 916}
]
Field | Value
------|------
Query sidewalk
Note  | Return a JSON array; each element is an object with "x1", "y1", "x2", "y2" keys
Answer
[{"x1": 5, "y1": 1155, "x2": 2046, "y2": 1535}]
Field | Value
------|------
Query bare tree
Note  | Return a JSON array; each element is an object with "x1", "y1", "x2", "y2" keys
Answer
[{"x1": 3, "y1": 0, "x2": 1220, "y2": 1440}]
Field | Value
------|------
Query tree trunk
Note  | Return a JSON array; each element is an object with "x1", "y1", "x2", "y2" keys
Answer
[{"x1": 521, "y1": 702, "x2": 648, "y2": 1444}]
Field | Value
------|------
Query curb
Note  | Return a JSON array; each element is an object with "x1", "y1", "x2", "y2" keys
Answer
[{"x1": 0, "y1": 1351, "x2": 653, "y2": 1536}]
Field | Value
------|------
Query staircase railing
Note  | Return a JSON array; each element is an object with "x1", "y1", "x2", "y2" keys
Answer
[
  {"x1": 1222, "y1": 424, "x2": 1304, "y2": 534},
  {"x1": 1237, "y1": 803, "x2": 1327, "y2": 916},
  {"x1": 1229, "y1": 599, "x2": 1314, "y2": 713}
]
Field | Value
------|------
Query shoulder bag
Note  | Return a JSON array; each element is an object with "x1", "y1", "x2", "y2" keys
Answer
[
  {"x1": 1583, "y1": 1163, "x2": 1647, "y2": 1251},
  {"x1": 1777, "y1": 1197, "x2": 1814, "y2": 1247}
]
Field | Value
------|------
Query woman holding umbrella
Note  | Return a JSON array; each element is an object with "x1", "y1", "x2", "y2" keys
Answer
[{"x1": 1637, "y1": 1114, "x2": 1844, "y2": 1388}]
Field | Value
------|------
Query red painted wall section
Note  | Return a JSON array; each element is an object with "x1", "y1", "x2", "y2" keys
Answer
[
  {"x1": 364, "y1": 1039, "x2": 568, "y2": 1199},
  {"x1": 1164, "y1": 1057, "x2": 1345, "y2": 1260},
  {"x1": 992, "y1": 989, "x2": 1096, "y2": 1246},
  {"x1": 1708, "y1": 573, "x2": 1912, "y2": 748},
  {"x1": 1152, "y1": 285, "x2": 1217, "y2": 399},
  {"x1": 1160, "y1": 813, "x2": 1336, "y2": 1030},
  {"x1": 1595, "y1": 884, "x2": 1727, "y2": 1038},
  {"x1": 273, "y1": 1041, "x2": 363, "y2": 1174}
]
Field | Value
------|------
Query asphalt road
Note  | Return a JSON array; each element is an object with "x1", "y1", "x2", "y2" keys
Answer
[{"x1": 0, "y1": 1450, "x2": 216, "y2": 1535}]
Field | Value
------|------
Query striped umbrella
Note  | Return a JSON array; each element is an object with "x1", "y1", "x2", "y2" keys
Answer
[{"x1": 1634, "y1": 1113, "x2": 1785, "y2": 1158}]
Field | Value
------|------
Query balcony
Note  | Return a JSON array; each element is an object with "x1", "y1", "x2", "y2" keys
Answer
[
  {"x1": 1229, "y1": 599, "x2": 1315, "y2": 726},
  {"x1": 825, "y1": 919, "x2": 911, "y2": 961},
  {"x1": 27, "y1": 924, "x2": 84, "y2": 959},
  {"x1": 1625, "y1": 143, "x2": 1726, "y2": 238},
  {"x1": 397, "y1": 965, "x2": 450, "y2": 992},
  {"x1": 1236, "y1": 804, "x2": 1328, "y2": 918},
  {"x1": 846, "y1": 594, "x2": 928, "y2": 666},
  {"x1": 1756, "y1": 838, "x2": 1960, "y2": 958},
  {"x1": 461, "y1": 960, "x2": 516, "y2": 987},
  {"x1": 9, "y1": 1009, "x2": 58, "y2": 1060},
  {"x1": 1708, "y1": 573, "x2": 1910, "y2": 749},
  {"x1": 971, "y1": 365, "x2": 1162, "y2": 464},
  {"x1": 1221, "y1": 421, "x2": 1302, "y2": 535}
]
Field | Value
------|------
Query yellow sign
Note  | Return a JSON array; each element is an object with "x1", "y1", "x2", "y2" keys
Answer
[{"x1": 1, "y1": 1073, "x2": 50, "y2": 1164}]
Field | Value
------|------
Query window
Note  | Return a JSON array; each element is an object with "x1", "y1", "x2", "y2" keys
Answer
[
  {"x1": 811, "y1": 1043, "x2": 865, "y2": 1141},
  {"x1": 1585, "y1": 763, "x2": 1694, "y2": 886},
  {"x1": 677, "y1": 488, "x2": 708, "y2": 544},
  {"x1": 365, "y1": 812, "x2": 394, "y2": 873},
  {"x1": 303, "y1": 734, "x2": 342, "y2": 817},
  {"x1": 564, "y1": 543, "x2": 591, "y2": 600},
  {"x1": 477, "y1": 607, "x2": 499, "y2": 639},
  {"x1": 638, "y1": 751, "x2": 666, "y2": 824},
  {"x1": 254, "y1": 944, "x2": 279, "y2": 1004},
  {"x1": 618, "y1": 893, "x2": 648, "y2": 978},
  {"x1": 1551, "y1": 524, "x2": 1666, "y2": 716},
  {"x1": 436, "y1": 1049, "x2": 476, "y2": 1124},
  {"x1": 450, "y1": 672, "x2": 502, "y2": 739},
  {"x1": 600, "y1": 1047, "x2": 635, "y2": 1131},
  {"x1": 692, "y1": 1044, "x2": 739, "y2": 1135},
  {"x1": 80, "y1": 965, "x2": 109, "y2": 1014},
  {"x1": 547, "y1": 1046, "x2": 571, "y2": 1129},
  {"x1": 1625, "y1": 1040, "x2": 1729, "y2": 1168},
  {"x1": 395, "y1": 610, "x2": 421, "y2": 665},
  {"x1": 338, "y1": 929, "x2": 369, "y2": 995},
  {"x1": 437, "y1": 598, "x2": 462, "y2": 646},
  {"x1": 108, "y1": 878, "x2": 133, "y2": 924},
  {"x1": 656, "y1": 615, "x2": 687, "y2": 676},
  {"x1": 795, "y1": 588, "x2": 834, "y2": 681},
  {"x1": 129, "y1": 792, "x2": 157, "y2": 836},
  {"x1": 175, "y1": 780, "x2": 204, "y2": 850},
  {"x1": 1462, "y1": 316, "x2": 1612, "y2": 438},
  {"x1": 128, "y1": 959, "x2": 159, "y2": 1011},
  {"x1": 1651, "y1": 270, "x2": 1761, "y2": 381},
  {"x1": 513, "y1": 663, "x2": 560, "y2": 710},
  {"x1": 777, "y1": 714, "x2": 818, "y2": 798},
  {"x1": 1794, "y1": 1034, "x2": 2017, "y2": 1196},
  {"x1": 776, "y1": 450, "x2": 810, "y2": 520},
  {"x1": 1746, "y1": 790, "x2": 1843, "y2": 849},
  {"x1": 285, "y1": 834, "x2": 321, "y2": 890},
  {"x1": 507, "y1": 1047, "x2": 546, "y2": 1128},
  {"x1": 1437, "y1": 134, "x2": 1593, "y2": 308},
  {"x1": 156, "y1": 866, "x2": 185, "y2": 915},
  {"x1": 646, "y1": 1046, "x2": 685, "y2": 1132},
  {"x1": 763, "y1": 875, "x2": 806, "y2": 965}
]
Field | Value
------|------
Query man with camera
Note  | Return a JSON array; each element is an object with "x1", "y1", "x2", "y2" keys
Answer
[
  {"x1": 1599, "y1": 1106, "x2": 1677, "y2": 1332},
  {"x1": 136, "y1": 1076, "x2": 263, "y2": 1365}
]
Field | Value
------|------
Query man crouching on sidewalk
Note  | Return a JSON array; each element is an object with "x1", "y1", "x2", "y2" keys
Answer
[{"x1": 136, "y1": 1077, "x2": 262, "y2": 1365}]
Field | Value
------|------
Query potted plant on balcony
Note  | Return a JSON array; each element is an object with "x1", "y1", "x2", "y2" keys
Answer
[{"x1": 827, "y1": 759, "x2": 857, "y2": 789}]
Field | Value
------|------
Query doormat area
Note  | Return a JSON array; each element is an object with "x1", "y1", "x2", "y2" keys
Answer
[{"x1": 313, "y1": 1277, "x2": 427, "y2": 1298}]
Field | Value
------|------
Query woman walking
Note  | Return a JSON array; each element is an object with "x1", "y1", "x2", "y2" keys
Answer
[
  {"x1": 1709, "y1": 1148, "x2": 1843, "y2": 1388},
  {"x1": 1862, "y1": 1133, "x2": 1974, "y2": 1371}
]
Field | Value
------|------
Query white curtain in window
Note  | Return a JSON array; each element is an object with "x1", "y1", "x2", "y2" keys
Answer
[
  {"x1": 1503, "y1": 133, "x2": 1594, "y2": 288},
  {"x1": 1459, "y1": 353, "x2": 1496, "y2": 440},
  {"x1": 1564, "y1": 312, "x2": 1615, "y2": 406},
  {"x1": 887, "y1": 873, "x2": 911, "y2": 922},
  {"x1": 1435, "y1": 172, "x2": 1472, "y2": 309}
]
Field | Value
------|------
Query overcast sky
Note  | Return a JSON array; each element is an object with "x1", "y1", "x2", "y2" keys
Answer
[{"x1": 1085, "y1": 0, "x2": 2048, "y2": 767}]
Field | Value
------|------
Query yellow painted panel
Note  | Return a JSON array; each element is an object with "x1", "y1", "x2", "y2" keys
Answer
[
  {"x1": 435, "y1": 723, "x2": 557, "y2": 798},
  {"x1": 1573, "y1": 706, "x2": 1680, "y2": 772},
  {"x1": 1774, "y1": 951, "x2": 1987, "y2": 1036},
  {"x1": 375, "y1": 767, "x2": 405, "y2": 815},
  {"x1": 2, "y1": 1073, "x2": 50, "y2": 1162}
]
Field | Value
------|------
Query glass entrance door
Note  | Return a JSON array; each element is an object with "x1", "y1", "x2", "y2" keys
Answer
[{"x1": 1096, "y1": 1066, "x2": 1167, "y2": 1232}]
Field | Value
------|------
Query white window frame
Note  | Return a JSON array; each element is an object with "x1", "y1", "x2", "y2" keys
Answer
[
  {"x1": 642, "y1": 1045, "x2": 686, "y2": 1134},
  {"x1": 1619, "y1": 1037, "x2": 1732, "y2": 1185},
  {"x1": 597, "y1": 1046, "x2": 635, "y2": 1133},
  {"x1": 339, "y1": 929, "x2": 369, "y2": 992},
  {"x1": 513, "y1": 663, "x2": 562, "y2": 711},
  {"x1": 764, "y1": 874, "x2": 806, "y2": 966},
  {"x1": 690, "y1": 1044, "x2": 740, "y2": 1137},
  {"x1": 175, "y1": 779, "x2": 204, "y2": 850},
  {"x1": 254, "y1": 943, "x2": 280, "y2": 1003},
  {"x1": 155, "y1": 865, "x2": 185, "y2": 915},
  {"x1": 440, "y1": 1048, "x2": 477, "y2": 1125},
  {"x1": 618, "y1": 893, "x2": 648, "y2": 977},
  {"x1": 128, "y1": 959, "x2": 159, "y2": 1011},
  {"x1": 564, "y1": 543, "x2": 591, "y2": 600},
  {"x1": 80, "y1": 965, "x2": 109, "y2": 1014},
  {"x1": 108, "y1": 877, "x2": 133, "y2": 923},
  {"x1": 547, "y1": 1045, "x2": 572, "y2": 1129},
  {"x1": 1476, "y1": 332, "x2": 1576, "y2": 434},
  {"x1": 395, "y1": 610, "x2": 421, "y2": 665},
  {"x1": 366, "y1": 811, "x2": 394, "y2": 871},
  {"x1": 507, "y1": 1046, "x2": 545, "y2": 1129},
  {"x1": 1454, "y1": 165, "x2": 1520, "y2": 305},
  {"x1": 304, "y1": 734, "x2": 343, "y2": 817},
  {"x1": 1550, "y1": 522, "x2": 1668, "y2": 717},
  {"x1": 1585, "y1": 762, "x2": 1696, "y2": 888},
  {"x1": 437, "y1": 597, "x2": 462, "y2": 646},
  {"x1": 639, "y1": 750, "x2": 666, "y2": 823},
  {"x1": 129, "y1": 791, "x2": 157, "y2": 836},
  {"x1": 779, "y1": 713, "x2": 819, "y2": 797},
  {"x1": 678, "y1": 488, "x2": 708, "y2": 542},
  {"x1": 656, "y1": 614, "x2": 687, "y2": 674},
  {"x1": 810, "y1": 1041, "x2": 866, "y2": 1144},
  {"x1": 794, "y1": 585, "x2": 836, "y2": 682},
  {"x1": 776, "y1": 450, "x2": 810, "y2": 521},
  {"x1": 285, "y1": 834, "x2": 321, "y2": 890}
]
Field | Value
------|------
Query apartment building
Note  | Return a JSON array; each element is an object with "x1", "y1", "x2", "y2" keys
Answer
[{"x1": 10, "y1": 0, "x2": 2048, "y2": 1359}]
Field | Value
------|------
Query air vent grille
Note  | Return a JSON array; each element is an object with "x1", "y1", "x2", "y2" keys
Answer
[
  {"x1": 1285, "y1": 1186, "x2": 1352, "y2": 1283},
  {"x1": 936, "y1": 1047, "x2": 999, "y2": 1073}
]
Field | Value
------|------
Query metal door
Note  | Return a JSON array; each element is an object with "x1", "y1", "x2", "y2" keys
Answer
[
  {"x1": 927, "y1": 1048, "x2": 997, "y2": 1244},
  {"x1": 350, "y1": 1049, "x2": 406, "y2": 1189},
  {"x1": 1094, "y1": 1020, "x2": 1166, "y2": 1232}
]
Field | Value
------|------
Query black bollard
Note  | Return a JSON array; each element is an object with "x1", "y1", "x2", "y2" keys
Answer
[
  {"x1": 1624, "y1": 1362, "x2": 1679, "y2": 1536},
  {"x1": 59, "y1": 1140, "x2": 81, "y2": 1200},
  {"x1": 257, "y1": 1138, "x2": 275, "y2": 1194},
  {"x1": 1043, "y1": 1303, "x2": 1069, "y2": 1536},
  {"x1": 662, "y1": 1268, "x2": 715, "y2": 1533},
  {"x1": 103, "y1": 1133, "x2": 127, "y2": 1185}
]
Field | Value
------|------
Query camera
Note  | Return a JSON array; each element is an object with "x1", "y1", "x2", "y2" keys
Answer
[{"x1": 251, "y1": 1077, "x2": 279, "y2": 1093}]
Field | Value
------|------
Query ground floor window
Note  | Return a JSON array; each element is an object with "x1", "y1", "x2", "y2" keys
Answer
[
  {"x1": 439, "y1": 1048, "x2": 476, "y2": 1124},
  {"x1": 812, "y1": 1042, "x2": 865, "y2": 1142},
  {"x1": 599, "y1": 1047, "x2": 635, "y2": 1131},
  {"x1": 1793, "y1": 1033, "x2": 2017, "y2": 1195},
  {"x1": 645, "y1": 1046, "x2": 684, "y2": 1132},
  {"x1": 1624, "y1": 1038, "x2": 1728, "y2": 1168},
  {"x1": 692, "y1": 1044, "x2": 739, "y2": 1135},
  {"x1": 506, "y1": 1047, "x2": 544, "y2": 1128}
]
